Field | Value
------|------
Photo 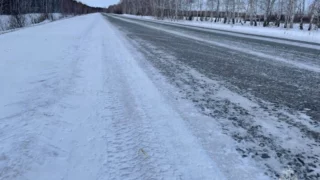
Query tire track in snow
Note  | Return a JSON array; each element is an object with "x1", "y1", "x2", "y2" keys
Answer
[
  {"x1": 118, "y1": 32, "x2": 320, "y2": 179},
  {"x1": 101, "y1": 17, "x2": 226, "y2": 179},
  {"x1": 1, "y1": 13, "x2": 228, "y2": 180},
  {"x1": 102, "y1": 40, "x2": 177, "y2": 180}
]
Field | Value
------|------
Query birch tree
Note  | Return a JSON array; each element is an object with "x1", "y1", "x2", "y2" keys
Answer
[
  {"x1": 215, "y1": 0, "x2": 220, "y2": 22},
  {"x1": 224, "y1": 0, "x2": 230, "y2": 23},
  {"x1": 207, "y1": 0, "x2": 215, "y2": 21},
  {"x1": 284, "y1": 0, "x2": 296, "y2": 28},
  {"x1": 110, "y1": 0, "x2": 320, "y2": 31},
  {"x1": 231, "y1": 0, "x2": 236, "y2": 24},
  {"x1": 262, "y1": 0, "x2": 276, "y2": 26},
  {"x1": 249, "y1": 0, "x2": 255, "y2": 26},
  {"x1": 297, "y1": 0, "x2": 306, "y2": 29},
  {"x1": 308, "y1": 0, "x2": 320, "y2": 30}
]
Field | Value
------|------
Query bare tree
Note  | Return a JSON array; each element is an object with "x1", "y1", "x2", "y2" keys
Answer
[
  {"x1": 262, "y1": 0, "x2": 276, "y2": 26},
  {"x1": 308, "y1": 0, "x2": 320, "y2": 30},
  {"x1": 215, "y1": 0, "x2": 220, "y2": 22},
  {"x1": 249, "y1": 0, "x2": 256, "y2": 26},
  {"x1": 175, "y1": 0, "x2": 179, "y2": 20},
  {"x1": 109, "y1": 0, "x2": 320, "y2": 32},
  {"x1": 224, "y1": 0, "x2": 230, "y2": 23},
  {"x1": 207, "y1": 0, "x2": 215, "y2": 21},
  {"x1": 284, "y1": 0, "x2": 296, "y2": 28},
  {"x1": 231, "y1": 0, "x2": 236, "y2": 24},
  {"x1": 297, "y1": 0, "x2": 306, "y2": 29}
]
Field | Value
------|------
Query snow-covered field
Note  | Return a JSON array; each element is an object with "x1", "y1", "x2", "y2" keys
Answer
[
  {"x1": 122, "y1": 14, "x2": 320, "y2": 44},
  {"x1": 0, "y1": 13, "x2": 67, "y2": 33},
  {"x1": 0, "y1": 13, "x2": 273, "y2": 180}
]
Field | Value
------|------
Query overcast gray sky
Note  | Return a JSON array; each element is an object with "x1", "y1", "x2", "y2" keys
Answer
[{"x1": 78, "y1": 0, "x2": 119, "y2": 8}]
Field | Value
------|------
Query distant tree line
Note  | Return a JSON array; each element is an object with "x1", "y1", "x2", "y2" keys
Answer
[
  {"x1": 0, "y1": 0, "x2": 104, "y2": 15},
  {"x1": 107, "y1": 0, "x2": 320, "y2": 30}
]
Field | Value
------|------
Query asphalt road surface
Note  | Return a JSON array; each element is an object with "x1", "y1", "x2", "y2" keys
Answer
[{"x1": 104, "y1": 14, "x2": 320, "y2": 180}]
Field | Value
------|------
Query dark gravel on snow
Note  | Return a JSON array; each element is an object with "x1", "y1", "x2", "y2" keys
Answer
[{"x1": 104, "y1": 14, "x2": 320, "y2": 179}]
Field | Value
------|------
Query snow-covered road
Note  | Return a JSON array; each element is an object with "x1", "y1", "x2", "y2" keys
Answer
[
  {"x1": 0, "y1": 13, "x2": 269, "y2": 180},
  {"x1": 104, "y1": 14, "x2": 320, "y2": 180}
]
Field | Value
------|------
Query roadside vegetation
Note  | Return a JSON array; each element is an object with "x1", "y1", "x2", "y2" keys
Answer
[
  {"x1": 0, "y1": 0, "x2": 105, "y2": 31},
  {"x1": 107, "y1": 0, "x2": 320, "y2": 31}
]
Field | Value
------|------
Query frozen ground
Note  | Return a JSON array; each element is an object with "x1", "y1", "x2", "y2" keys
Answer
[
  {"x1": 122, "y1": 14, "x2": 320, "y2": 45},
  {"x1": 0, "y1": 13, "x2": 271, "y2": 180}
]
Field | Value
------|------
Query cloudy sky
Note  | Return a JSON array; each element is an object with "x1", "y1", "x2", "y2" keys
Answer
[{"x1": 78, "y1": 0, "x2": 119, "y2": 7}]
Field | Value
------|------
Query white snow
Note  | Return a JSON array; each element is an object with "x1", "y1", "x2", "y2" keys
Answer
[
  {"x1": 122, "y1": 14, "x2": 320, "y2": 45},
  {"x1": 0, "y1": 13, "x2": 267, "y2": 180},
  {"x1": 0, "y1": 15, "x2": 10, "y2": 31}
]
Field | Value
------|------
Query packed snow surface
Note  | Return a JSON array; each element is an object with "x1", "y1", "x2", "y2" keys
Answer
[{"x1": 0, "y1": 13, "x2": 271, "y2": 180}]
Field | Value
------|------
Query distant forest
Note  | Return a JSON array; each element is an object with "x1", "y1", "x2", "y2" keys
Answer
[{"x1": 0, "y1": 0, "x2": 105, "y2": 15}]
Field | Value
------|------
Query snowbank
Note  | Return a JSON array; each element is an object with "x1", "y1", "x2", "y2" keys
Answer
[
  {"x1": 0, "y1": 13, "x2": 69, "y2": 33},
  {"x1": 122, "y1": 14, "x2": 320, "y2": 44},
  {"x1": 0, "y1": 15, "x2": 10, "y2": 31}
]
